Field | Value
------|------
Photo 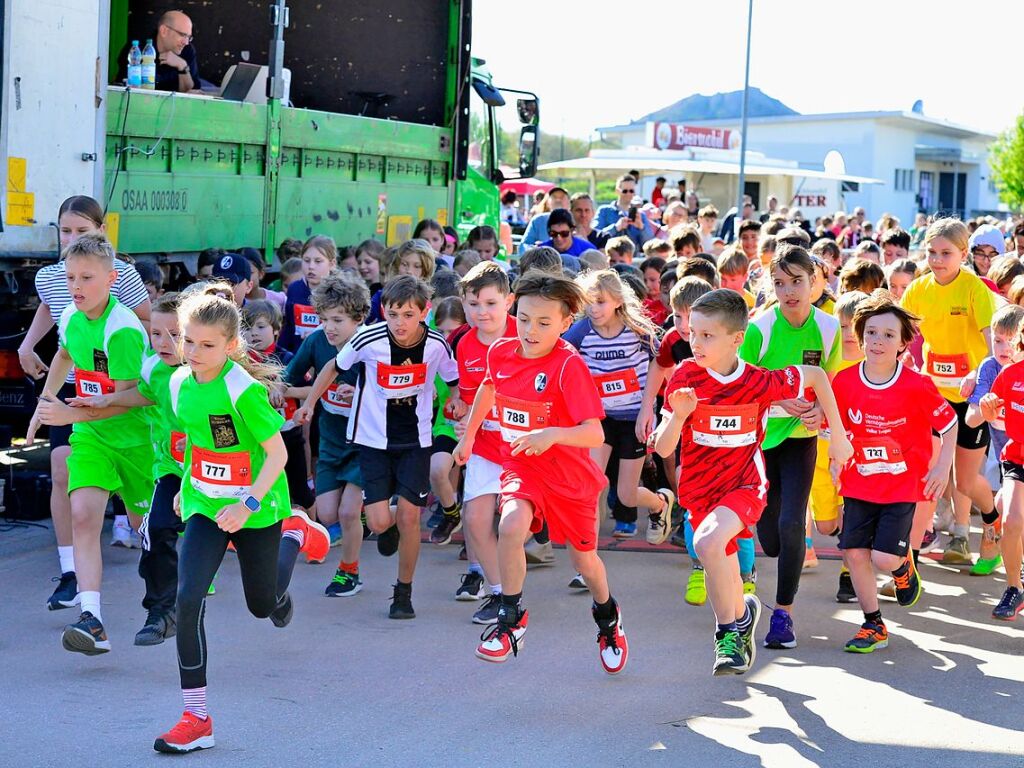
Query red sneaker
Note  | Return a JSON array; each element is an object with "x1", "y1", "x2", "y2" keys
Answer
[
  {"x1": 596, "y1": 608, "x2": 629, "y2": 675},
  {"x1": 153, "y1": 711, "x2": 215, "y2": 753},
  {"x1": 282, "y1": 509, "x2": 330, "y2": 563},
  {"x1": 476, "y1": 609, "x2": 529, "y2": 663}
]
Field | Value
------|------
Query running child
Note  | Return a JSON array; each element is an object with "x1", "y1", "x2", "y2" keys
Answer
[
  {"x1": 300, "y1": 275, "x2": 458, "y2": 619},
  {"x1": 290, "y1": 273, "x2": 372, "y2": 597},
  {"x1": 901, "y1": 218, "x2": 996, "y2": 566},
  {"x1": 451, "y1": 262, "x2": 517, "y2": 625},
  {"x1": 454, "y1": 270, "x2": 629, "y2": 674},
  {"x1": 653, "y1": 288, "x2": 853, "y2": 675},
  {"x1": 832, "y1": 292, "x2": 957, "y2": 652},
  {"x1": 280, "y1": 235, "x2": 338, "y2": 350},
  {"x1": 153, "y1": 289, "x2": 327, "y2": 753},
  {"x1": 27, "y1": 233, "x2": 154, "y2": 655}
]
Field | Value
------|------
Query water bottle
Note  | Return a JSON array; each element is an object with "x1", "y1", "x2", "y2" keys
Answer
[
  {"x1": 141, "y1": 39, "x2": 157, "y2": 90},
  {"x1": 127, "y1": 40, "x2": 142, "y2": 88}
]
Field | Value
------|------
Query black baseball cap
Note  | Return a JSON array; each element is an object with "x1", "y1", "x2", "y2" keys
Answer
[{"x1": 212, "y1": 252, "x2": 252, "y2": 284}]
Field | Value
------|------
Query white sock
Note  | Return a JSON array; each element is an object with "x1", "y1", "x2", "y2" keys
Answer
[
  {"x1": 490, "y1": 583, "x2": 502, "y2": 595},
  {"x1": 282, "y1": 528, "x2": 304, "y2": 546},
  {"x1": 183, "y1": 687, "x2": 209, "y2": 720},
  {"x1": 80, "y1": 590, "x2": 101, "y2": 621},
  {"x1": 114, "y1": 514, "x2": 129, "y2": 529},
  {"x1": 58, "y1": 546, "x2": 75, "y2": 574}
]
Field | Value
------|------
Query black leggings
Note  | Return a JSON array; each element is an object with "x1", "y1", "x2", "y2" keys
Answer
[
  {"x1": 176, "y1": 515, "x2": 288, "y2": 689},
  {"x1": 139, "y1": 474, "x2": 184, "y2": 615},
  {"x1": 283, "y1": 427, "x2": 315, "y2": 509},
  {"x1": 756, "y1": 436, "x2": 817, "y2": 607}
]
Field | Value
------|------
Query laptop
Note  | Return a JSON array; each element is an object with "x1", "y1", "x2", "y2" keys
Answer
[{"x1": 219, "y1": 63, "x2": 263, "y2": 102}]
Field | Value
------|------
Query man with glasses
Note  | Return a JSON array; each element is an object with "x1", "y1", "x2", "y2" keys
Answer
[
  {"x1": 519, "y1": 187, "x2": 570, "y2": 253},
  {"x1": 570, "y1": 193, "x2": 607, "y2": 249},
  {"x1": 968, "y1": 224, "x2": 1006, "y2": 279},
  {"x1": 596, "y1": 174, "x2": 654, "y2": 250},
  {"x1": 538, "y1": 209, "x2": 586, "y2": 272},
  {"x1": 119, "y1": 10, "x2": 198, "y2": 92}
]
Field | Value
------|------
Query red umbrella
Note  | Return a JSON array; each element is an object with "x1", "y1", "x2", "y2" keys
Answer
[{"x1": 499, "y1": 177, "x2": 556, "y2": 197}]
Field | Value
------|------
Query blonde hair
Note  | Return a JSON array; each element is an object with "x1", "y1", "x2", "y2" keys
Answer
[
  {"x1": 992, "y1": 304, "x2": 1024, "y2": 337},
  {"x1": 834, "y1": 290, "x2": 869, "y2": 322},
  {"x1": 383, "y1": 239, "x2": 436, "y2": 282},
  {"x1": 577, "y1": 269, "x2": 657, "y2": 352},
  {"x1": 923, "y1": 217, "x2": 969, "y2": 252},
  {"x1": 301, "y1": 234, "x2": 338, "y2": 264},
  {"x1": 177, "y1": 289, "x2": 282, "y2": 389}
]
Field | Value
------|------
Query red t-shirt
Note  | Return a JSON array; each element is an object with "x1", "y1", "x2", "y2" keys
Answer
[
  {"x1": 656, "y1": 327, "x2": 691, "y2": 369},
  {"x1": 483, "y1": 337, "x2": 606, "y2": 503},
  {"x1": 457, "y1": 316, "x2": 517, "y2": 464},
  {"x1": 833, "y1": 363, "x2": 956, "y2": 503},
  {"x1": 664, "y1": 359, "x2": 802, "y2": 511},
  {"x1": 643, "y1": 297, "x2": 669, "y2": 327},
  {"x1": 991, "y1": 360, "x2": 1024, "y2": 464},
  {"x1": 651, "y1": 187, "x2": 665, "y2": 207}
]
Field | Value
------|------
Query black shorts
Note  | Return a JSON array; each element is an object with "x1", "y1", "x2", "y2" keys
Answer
[
  {"x1": 48, "y1": 382, "x2": 78, "y2": 450},
  {"x1": 1002, "y1": 460, "x2": 1024, "y2": 484},
  {"x1": 839, "y1": 498, "x2": 916, "y2": 556},
  {"x1": 949, "y1": 399, "x2": 990, "y2": 450},
  {"x1": 602, "y1": 417, "x2": 646, "y2": 460},
  {"x1": 358, "y1": 445, "x2": 432, "y2": 506},
  {"x1": 431, "y1": 433, "x2": 458, "y2": 456}
]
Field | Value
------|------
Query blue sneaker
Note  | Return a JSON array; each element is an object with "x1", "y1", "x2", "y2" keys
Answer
[
  {"x1": 763, "y1": 608, "x2": 797, "y2": 649},
  {"x1": 426, "y1": 505, "x2": 444, "y2": 529},
  {"x1": 612, "y1": 521, "x2": 637, "y2": 539},
  {"x1": 327, "y1": 522, "x2": 342, "y2": 548}
]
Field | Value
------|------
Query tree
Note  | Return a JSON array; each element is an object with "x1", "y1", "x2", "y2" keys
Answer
[{"x1": 991, "y1": 112, "x2": 1024, "y2": 212}]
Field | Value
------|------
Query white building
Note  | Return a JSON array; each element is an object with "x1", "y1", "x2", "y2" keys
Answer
[{"x1": 598, "y1": 109, "x2": 1002, "y2": 226}]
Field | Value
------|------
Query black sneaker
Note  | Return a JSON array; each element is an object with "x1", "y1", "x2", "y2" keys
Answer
[
  {"x1": 670, "y1": 523, "x2": 688, "y2": 549},
  {"x1": 455, "y1": 571, "x2": 485, "y2": 601},
  {"x1": 472, "y1": 593, "x2": 501, "y2": 625},
  {"x1": 376, "y1": 524, "x2": 400, "y2": 557},
  {"x1": 712, "y1": 629, "x2": 749, "y2": 676},
  {"x1": 431, "y1": 509, "x2": 463, "y2": 545},
  {"x1": 892, "y1": 557, "x2": 922, "y2": 607},
  {"x1": 47, "y1": 571, "x2": 79, "y2": 611},
  {"x1": 389, "y1": 582, "x2": 415, "y2": 619},
  {"x1": 134, "y1": 609, "x2": 177, "y2": 646},
  {"x1": 62, "y1": 611, "x2": 111, "y2": 655},
  {"x1": 325, "y1": 568, "x2": 363, "y2": 597},
  {"x1": 992, "y1": 586, "x2": 1024, "y2": 621},
  {"x1": 269, "y1": 592, "x2": 293, "y2": 628},
  {"x1": 836, "y1": 570, "x2": 857, "y2": 603}
]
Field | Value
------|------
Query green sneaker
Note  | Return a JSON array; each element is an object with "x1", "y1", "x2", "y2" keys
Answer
[
  {"x1": 844, "y1": 621, "x2": 888, "y2": 653},
  {"x1": 325, "y1": 568, "x2": 363, "y2": 597},
  {"x1": 685, "y1": 566, "x2": 707, "y2": 606},
  {"x1": 712, "y1": 629, "x2": 749, "y2": 675},
  {"x1": 970, "y1": 555, "x2": 1003, "y2": 576}
]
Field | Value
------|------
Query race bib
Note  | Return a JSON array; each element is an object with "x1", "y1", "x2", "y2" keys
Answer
[
  {"x1": 482, "y1": 404, "x2": 500, "y2": 433},
  {"x1": 691, "y1": 403, "x2": 759, "y2": 448},
  {"x1": 321, "y1": 383, "x2": 352, "y2": 416},
  {"x1": 293, "y1": 304, "x2": 320, "y2": 338},
  {"x1": 189, "y1": 445, "x2": 252, "y2": 499},
  {"x1": 496, "y1": 394, "x2": 550, "y2": 443},
  {"x1": 376, "y1": 362, "x2": 427, "y2": 399},
  {"x1": 76, "y1": 369, "x2": 115, "y2": 399},
  {"x1": 170, "y1": 430, "x2": 186, "y2": 466},
  {"x1": 592, "y1": 369, "x2": 641, "y2": 409},
  {"x1": 854, "y1": 438, "x2": 907, "y2": 476},
  {"x1": 927, "y1": 352, "x2": 969, "y2": 389}
]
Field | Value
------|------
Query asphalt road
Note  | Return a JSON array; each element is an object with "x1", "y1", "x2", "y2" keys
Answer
[{"x1": 2, "y1": 517, "x2": 1022, "y2": 768}]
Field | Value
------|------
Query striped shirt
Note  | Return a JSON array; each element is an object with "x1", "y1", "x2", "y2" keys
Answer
[
  {"x1": 35, "y1": 259, "x2": 149, "y2": 384},
  {"x1": 564, "y1": 317, "x2": 654, "y2": 420}
]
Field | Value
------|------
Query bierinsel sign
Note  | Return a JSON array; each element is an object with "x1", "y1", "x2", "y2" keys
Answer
[{"x1": 649, "y1": 122, "x2": 739, "y2": 151}]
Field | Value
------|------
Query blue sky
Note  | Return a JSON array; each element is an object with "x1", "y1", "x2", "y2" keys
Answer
[{"x1": 473, "y1": 0, "x2": 1021, "y2": 139}]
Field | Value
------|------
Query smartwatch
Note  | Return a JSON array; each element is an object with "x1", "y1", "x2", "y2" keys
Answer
[
  {"x1": 179, "y1": 67, "x2": 188, "y2": 74},
  {"x1": 242, "y1": 495, "x2": 261, "y2": 513}
]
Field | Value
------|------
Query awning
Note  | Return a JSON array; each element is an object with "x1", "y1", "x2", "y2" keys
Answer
[
  {"x1": 499, "y1": 177, "x2": 556, "y2": 196},
  {"x1": 537, "y1": 155, "x2": 883, "y2": 185}
]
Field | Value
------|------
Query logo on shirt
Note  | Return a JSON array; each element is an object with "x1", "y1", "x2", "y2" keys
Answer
[
  {"x1": 534, "y1": 373, "x2": 548, "y2": 392},
  {"x1": 496, "y1": 371, "x2": 513, "y2": 379},
  {"x1": 802, "y1": 350, "x2": 822, "y2": 367},
  {"x1": 949, "y1": 306, "x2": 968, "y2": 316},
  {"x1": 848, "y1": 408, "x2": 863, "y2": 424},
  {"x1": 209, "y1": 414, "x2": 240, "y2": 448},
  {"x1": 594, "y1": 350, "x2": 626, "y2": 360},
  {"x1": 1013, "y1": 382, "x2": 1024, "y2": 393},
  {"x1": 93, "y1": 350, "x2": 109, "y2": 374}
]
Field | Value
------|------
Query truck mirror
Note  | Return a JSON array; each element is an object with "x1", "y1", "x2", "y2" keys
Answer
[
  {"x1": 517, "y1": 98, "x2": 538, "y2": 125},
  {"x1": 518, "y1": 125, "x2": 538, "y2": 179}
]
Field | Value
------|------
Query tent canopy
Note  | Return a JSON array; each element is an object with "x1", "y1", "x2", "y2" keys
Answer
[{"x1": 499, "y1": 177, "x2": 556, "y2": 196}]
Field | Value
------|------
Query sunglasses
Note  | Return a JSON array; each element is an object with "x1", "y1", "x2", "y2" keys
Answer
[
  {"x1": 548, "y1": 229, "x2": 572, "y2": 239},
  {"x1": 619, "y1": 189, "x2": 636, "y2": 194}
]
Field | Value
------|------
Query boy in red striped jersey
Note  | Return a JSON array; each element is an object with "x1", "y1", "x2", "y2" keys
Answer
[{"x1": 654, "y1": 289, "x2": 852, "y2": 675}]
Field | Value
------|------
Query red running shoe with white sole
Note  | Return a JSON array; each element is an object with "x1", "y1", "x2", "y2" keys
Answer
[
  {"x1": 596, "y1": 609, "x2": 629, "y2": 675},
  {"x1": 476, "y1": 609, "x2": 528, "y2": 663},
  {"x1": 283, "y1": 509, "x2": 330, "y2": 563},
  {"x1": 153, "y1": 711, "x2": 214, "y2": 753}
]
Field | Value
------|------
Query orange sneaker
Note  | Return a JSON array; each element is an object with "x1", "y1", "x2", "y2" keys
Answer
[
  {"x1": 892, "y1": 556, "x2": 922, "y2": 607},
  {"x1": 153, "y1": 711, "x2": 214, "y2": 753},
  {"x1": 282, "y1": 509, "x2": 330, "y2": 563}
]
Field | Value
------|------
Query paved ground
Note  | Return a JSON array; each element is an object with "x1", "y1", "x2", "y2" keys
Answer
[{"x1": 2, "y1": 515, "x2": 1023, "y2": 768}]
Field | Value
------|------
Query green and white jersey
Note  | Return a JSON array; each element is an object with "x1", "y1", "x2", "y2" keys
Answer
[
  {"x1": 57, "y1": 295, "x2": 150, "y2": 448},
  {"x1": 738, "y1": 305, "x2": 841, "y2": 450},
  {"x1": 170, "y1": 359, "x2": 289, "y2": 528},
  {"x1": 138, "y1": 353, "x2": 185, "y2": 480}
]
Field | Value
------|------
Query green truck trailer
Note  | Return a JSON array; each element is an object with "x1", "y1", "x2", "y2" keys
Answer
[{"x1": 0, "y1": 0, "x2": 538, "y2": 419}]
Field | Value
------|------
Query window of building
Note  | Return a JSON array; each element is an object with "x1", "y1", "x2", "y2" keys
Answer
[{"x1": 894, "y1": 168, "x2": 914, "y2": 191}]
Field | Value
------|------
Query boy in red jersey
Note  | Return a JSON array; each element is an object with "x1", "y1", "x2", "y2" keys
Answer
[
  {"x1": 833, "y1": 292, "x2": 957, "y2": 653},
  {"x1": 454, "y1": 262, "x2": 517, "y2": 625},
  {"x1": 454, "y1": 270, "x2": 628, "y2": 674},
  {"x1": 654, "y1": 289, "x2": 853, "y2": 676}
]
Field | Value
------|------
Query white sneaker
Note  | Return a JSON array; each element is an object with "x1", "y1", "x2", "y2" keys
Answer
[
  {"x1": 110, "y1": 519, "x2": 136, "y2": 548},
  {"x1": 568, "y1": 572, "x2": 588, "y2": 590},
  {"x1": 524, "y1": 539, "x2": 554, "y2": 566},
  {"x1": 934, "y1": 498, "x2": 955, "y2": 535},
  {"x1": 646, "y1": 488, "x2": 675, "y2": 545}
]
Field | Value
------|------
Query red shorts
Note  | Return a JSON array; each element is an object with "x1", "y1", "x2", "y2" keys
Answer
[
  {"x1": 687, "y1": 486, "x2": 765, "y2": 556},
  {"x1": 499, "y1": 467, "x2": 604, "y2": 552}
]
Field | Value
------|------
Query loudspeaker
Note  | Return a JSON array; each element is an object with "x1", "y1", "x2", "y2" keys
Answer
[{"x1": 1, "y1": 472, "x2": 52, "y2": 521}]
